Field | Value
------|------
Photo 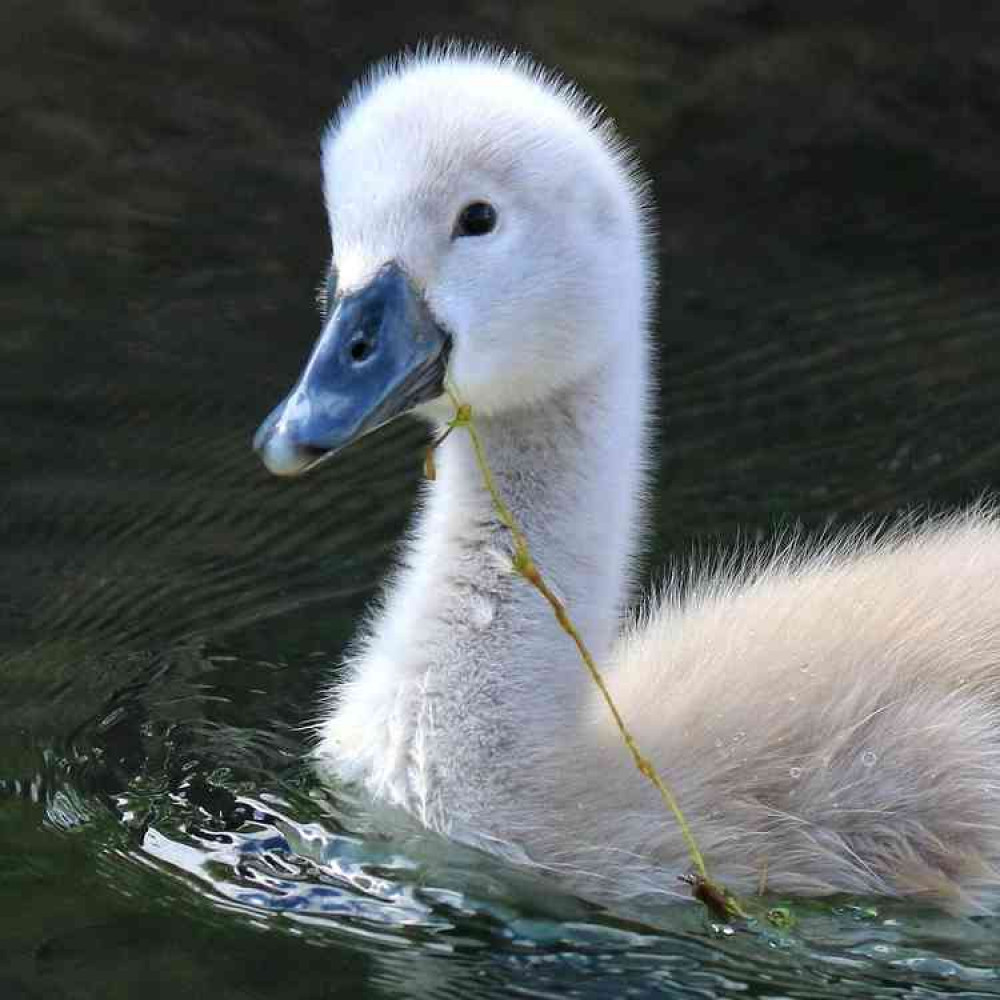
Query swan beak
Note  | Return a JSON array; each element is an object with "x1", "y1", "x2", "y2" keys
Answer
[{"x1": 253, "y1": 262, "x2": 452, "y2": 477}]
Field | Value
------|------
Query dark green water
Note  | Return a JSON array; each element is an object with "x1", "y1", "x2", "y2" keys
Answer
[{"x1": 5, "y1": 2, "x2": 1000, "y2": 996}]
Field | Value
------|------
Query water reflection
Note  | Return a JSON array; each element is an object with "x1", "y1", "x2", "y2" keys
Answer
[{"x1": 8, "y1": 671, "x2": 1000, "y2": 999}]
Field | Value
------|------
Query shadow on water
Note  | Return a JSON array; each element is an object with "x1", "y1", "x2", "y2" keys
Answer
[{"x1": 4, "y1": 1, "x2": 1000, "y2": 996}]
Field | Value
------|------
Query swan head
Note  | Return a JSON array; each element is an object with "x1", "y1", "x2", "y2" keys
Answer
[{"x1": 255, "y1": 46, "x2": 652, "y2": 476}]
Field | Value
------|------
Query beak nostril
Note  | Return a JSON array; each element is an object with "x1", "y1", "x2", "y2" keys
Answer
[{"x1": 350, "y1": 338, "x2": 373, "y2": 363}]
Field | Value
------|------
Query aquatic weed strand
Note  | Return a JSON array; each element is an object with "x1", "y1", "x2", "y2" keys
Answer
[{"x1": 429, "y1": 381, "x2": 748, "y2": 922}]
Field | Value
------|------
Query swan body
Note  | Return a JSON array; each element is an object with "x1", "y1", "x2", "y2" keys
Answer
[{"x1": 256, "y1": 47, "x2": 1000, "y2": 912}]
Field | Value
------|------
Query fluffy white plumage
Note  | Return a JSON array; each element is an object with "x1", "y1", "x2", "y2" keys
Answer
[{"x1": 310, "y1": 45, "x2": 1000, "y2": 912}]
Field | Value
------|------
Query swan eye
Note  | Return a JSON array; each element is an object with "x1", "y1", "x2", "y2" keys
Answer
[{"x1": 453, "y1": 201, "x2": 497, "y2": 238}]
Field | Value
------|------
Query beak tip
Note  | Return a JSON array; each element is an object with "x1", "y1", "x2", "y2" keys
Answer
[
  {"x1": 251, "y1": 422, "x2": 272, "y2": 456},
  {"x1": 254, "y1": 424, "x2": 318, "y2": 478}
]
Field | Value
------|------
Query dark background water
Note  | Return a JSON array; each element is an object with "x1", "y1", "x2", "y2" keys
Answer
[{"x1": 4, "y1": 2, "x2": 1000, "y2": 997}]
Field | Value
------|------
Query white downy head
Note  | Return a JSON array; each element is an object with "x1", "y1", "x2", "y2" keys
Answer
[{"x1": 320, "y1": 45, "x2": 654, "y2": 420}]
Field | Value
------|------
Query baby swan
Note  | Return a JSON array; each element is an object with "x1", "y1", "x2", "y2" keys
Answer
[{"x1": 255, "y1": 47, "x2": 1000, "y2": 913}]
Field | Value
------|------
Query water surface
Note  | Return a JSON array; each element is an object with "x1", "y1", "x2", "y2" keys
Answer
[{"x1": 5, "y1": 2, "x2": 1000, "y2": 996}]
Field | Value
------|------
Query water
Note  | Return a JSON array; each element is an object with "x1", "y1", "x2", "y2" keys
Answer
[{"x1": 5, "y1": 2, "x2": 1000, "y2": 996}]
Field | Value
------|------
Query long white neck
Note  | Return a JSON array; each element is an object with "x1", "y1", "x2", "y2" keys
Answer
[{"x1": 316, "y1": 345, "x2": 651, "y2": 840}]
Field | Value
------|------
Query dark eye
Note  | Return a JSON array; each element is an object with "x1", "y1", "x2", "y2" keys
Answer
[{"x1": 453, "y1": 201, "x2": 497, "y2": 238}]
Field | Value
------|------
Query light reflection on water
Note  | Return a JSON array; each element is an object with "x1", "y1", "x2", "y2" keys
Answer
[{"x1": 11, "y1": 685, "x2": 1000, "y2": 998}]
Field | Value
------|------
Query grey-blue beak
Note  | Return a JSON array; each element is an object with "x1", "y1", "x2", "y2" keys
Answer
[{"x1": 254, "y1": 262, "x2": 451, "y2": 476}]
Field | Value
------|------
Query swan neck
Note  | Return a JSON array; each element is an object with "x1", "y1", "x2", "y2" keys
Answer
[
  {"x1": 317, "y1": 346, "x2": 650, "y2": 829},
  {"x1": 435, "y1": 355, "x2": 649, "y2": 666}
]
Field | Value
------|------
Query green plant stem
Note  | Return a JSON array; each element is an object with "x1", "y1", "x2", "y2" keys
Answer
[{"x1": 438, "y1": 381, "x2": 748, "y2": 921}]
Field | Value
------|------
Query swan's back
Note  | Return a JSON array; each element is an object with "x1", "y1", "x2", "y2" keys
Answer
[{"x1": 583, "y1": 510, "x2": 1000, "y2": 909}]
